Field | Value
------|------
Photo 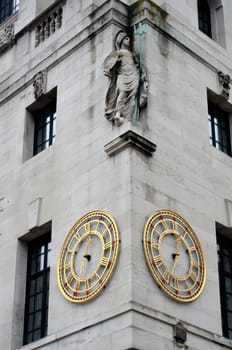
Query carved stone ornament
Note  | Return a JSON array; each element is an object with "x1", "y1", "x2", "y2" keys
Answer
[
  {"x1": 0, "y1": 24, "x2": 15, "y2": 52},
  {"x1": 218, "y1": 70, "x2": 231, "y2": 100},
  {"x1": 173, "y1": 322, "x2": 187, "y2": 345},
  {"x1": 33, "y1": 70, "x2": 47, "y2": 100},
  {"x1": 103, "y1": 30, "x2": 148, "y2": 126}
]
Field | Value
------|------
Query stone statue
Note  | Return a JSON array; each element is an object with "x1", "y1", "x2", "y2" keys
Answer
[
  {"x1": 103, "y1": 30, "x2": 148, "y2": 126},
  {"x1": 33, "y1": 70, "x2": 47, "y2": 100},
  {"x1": 218, "y1": 71, "x2": 231, "y2": 100}
]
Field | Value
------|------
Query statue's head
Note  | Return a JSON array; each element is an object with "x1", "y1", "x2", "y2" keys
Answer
[{"x1": 114, "y1": 30, "x2": 131, "y2": 50}]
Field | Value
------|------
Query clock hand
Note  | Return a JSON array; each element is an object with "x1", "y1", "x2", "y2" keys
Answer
[
  {"x1": 79, "y1": 235, "x2": 92, "y2": 277},
  {"x1": 170, "y1": 236, "x2": 182, "y2": 276}
]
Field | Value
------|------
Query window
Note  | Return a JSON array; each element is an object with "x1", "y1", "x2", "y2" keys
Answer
[
  {"x1": 197, "y1": 0, "x2": 212, "y2": 38},
  {"x1": 23, "y1": 234, "x2": 51, "y2": 345},
  {"x1": 24, "y1": 88, "x2": 57, "y2": 161},
  {"x1": 197, "y1": 0, "x2": 226, "y2": 47},
  {"x1": 208, "y1": 101, "x2": 231, "y2": 156},
  {"x1": 217, "y1": 233, "x2": 232, "y2": 339},
  {"x1": 33, "y1": 102, "x2": 56, "y2": 156},
  {"x1": 0, "y1": 0, "x2": 19, "y2": 24}
]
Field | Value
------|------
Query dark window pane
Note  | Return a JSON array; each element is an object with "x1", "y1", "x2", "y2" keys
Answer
[
  {"x1": 198, "y1": 0, "x2": 212, "y2": 38},
  {"x1": 208, "y1": 102, "x2": 231, "y2": 156},
  {"x1": 226, "y1": 277, "x2": 232, "y2": 293},
  {"x1": 217, "y1": 233, "x2": 232, "y2": 339},
  {"x1": 35, "y1": 293, "x2": 43, "y2": 311},
  {"x1": 227, "y1": 294, "x2": 232, "y2": 312},
  {"x1": 34, "y1": 311, "x2": 42, "y2": 329},
  {"x1": 33, "y1": 329, "x2": 41, "y2": 342},
  {"x1": 31, "y1": 258, "x2": 36, "y2": 275},
  {"x1": 36, "y1": 276, "x2": 43, "y2": 293},
  {"x1": 33, "y1": 102, "x2": 57, "y2": 156},
  {"x1": 29, "y1": 296, "x2": 35, "y2": 313},
  {"x1": 224, "y1": 257, "x2": 231, "y2": 273},
  {"x1": 26, "y1": 332, "x2": 33, "y2": 344},
  {"x1": 228, "y1": 312, "x2": 232, "y2": 329},
  {"x1": 27, "y1": 314, "x2": 34, "y2": 332},
  {"x1": 29, "y1": 280, "x2": 35, "y2": 296}
]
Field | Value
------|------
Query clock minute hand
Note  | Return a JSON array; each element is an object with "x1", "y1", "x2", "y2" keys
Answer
[
  {"x1": 170, "y1": 236, "x2": 182, "y2": 276},
  {"x1": 79, "y1": 235, "x2": 92, "y2": 276}
]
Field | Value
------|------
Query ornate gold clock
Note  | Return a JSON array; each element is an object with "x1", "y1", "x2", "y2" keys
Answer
[
  {"x1": 143, "y1": 209, "x2": 206, "y2": 302},
  {"x1": 57, "y1": 210, "x2": 120, "y2": 303}
]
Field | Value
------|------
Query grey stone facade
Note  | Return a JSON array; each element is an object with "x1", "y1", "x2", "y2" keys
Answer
[{"x1": 1, "y1": 0, "x2": 232, "y2": 349}]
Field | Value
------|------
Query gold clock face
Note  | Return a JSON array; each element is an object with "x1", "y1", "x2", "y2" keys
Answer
[
  {"x1": 57, "y1": 210, "x2": 119, "y2": 303},
  {"x1": 143, "y1": 209, "x2": 206, "y2": 302}
]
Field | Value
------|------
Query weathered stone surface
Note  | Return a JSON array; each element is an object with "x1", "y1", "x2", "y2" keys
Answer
[
  {"x1": 1, "y1": 1, "x2": 232, "y2": 350},
  {"x1": 0, "y1": 24, "x2": 14, "y2": 52}
]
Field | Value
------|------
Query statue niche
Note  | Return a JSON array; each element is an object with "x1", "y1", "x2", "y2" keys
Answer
[{"x1": 103, "y1": 30, "x2": 148, "y2": 126}]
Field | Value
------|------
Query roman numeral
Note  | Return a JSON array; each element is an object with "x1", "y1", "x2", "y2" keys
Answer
[
  {"x1": 74, "y1": 279, "x2": 80, "y2": 291},
  {"x1": 63, "y1": 262, "x2": 71, "y2": 271},
  {"x1": 151, "y1": 243, "x2": 160, "y2": 250},
  {"x1": 104, "y1": 241, "x2": 112, "y2": 250},
  {"x1": 73, "y1": 232, "x2": 81, "y2": 241},
  {"x1": 85, "y1": 221, "x2": 91, "y2": 233},
  {"x1": 84, "y1": 279, "x2": 90, "y2": 290},
  {"x1": 189, "y1": 271, "x2": 197, "y2": 283},
  {"x1": 100, "y1": 257, "x2": 110, "y2": 267},
  {"x1": 172, "y1": 276, "x2": 179, "y2": 289},
  {"x1": 160, "y1": 218, "x2": 168, "y2": 230},
  {"x1": 94, "y1": 272, "x2": 101, "y2": 281},
  {"x1": 162, "y1": 268, "x2": 170, "y2": 281},
  {"x1": 192, "y1": 260, "x2": 200, "y2": 269},
  {"x1": 66, "y1": 272, "x2": 74, "y2": 285},
  {"x1": 152, "y1": 255, "x2": 163, "y2": 268}
]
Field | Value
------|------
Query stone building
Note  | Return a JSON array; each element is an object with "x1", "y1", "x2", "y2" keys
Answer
[{"x1": 1, "y1": 0, "x2": 232, "y2": 349}]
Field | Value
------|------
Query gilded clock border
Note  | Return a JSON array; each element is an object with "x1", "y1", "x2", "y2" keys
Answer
[
  {"x1": 57, "y1": 210, "x2": 120, "y2": 303},
  {"x1": 143, "y1": 209, "x2": 206, "y2": 302}
]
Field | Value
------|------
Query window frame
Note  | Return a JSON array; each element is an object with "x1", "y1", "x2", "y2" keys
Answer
[
  {"x1": 33, "y1": 102, "x2": 56, "y2": 156},
  {"x1": 23, "y1": 234, "x2": 51, "y2": 345},
  {"x1": 208, "y1": 101, "x2": 231, "y2": 156}
]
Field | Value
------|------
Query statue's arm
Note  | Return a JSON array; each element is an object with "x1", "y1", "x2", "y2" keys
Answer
[{"x1": 103, "y1": 51, "x2": 120, "y2": 78}]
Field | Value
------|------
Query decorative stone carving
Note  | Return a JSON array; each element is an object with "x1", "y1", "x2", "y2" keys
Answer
[
  {"x1": 218, "y1": 71, "x2": 231, "y2": 100},
  {"x1": 0, "y1": 24, "x2": 15, "y2": 52},
  {"x1": 173, "y1": 322, "x2": 187, "y2": 345},
  {"x1": 35, "y1": 7, "x2": 63, "y2": 47},
  {"x1": 33, "y1": 70, "x2": 47, "y2": 100},
  {"x1": 103, "y1": 30, "x2": 148, "y2": 126}
]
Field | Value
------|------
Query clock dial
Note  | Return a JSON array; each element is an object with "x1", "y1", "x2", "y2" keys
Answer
[
  {"x1": 57, "y1": 210, "x2": 119, "y2": 303},
  {"x1": 143, "y1": 209, "x2": 206, "y2": 302}
]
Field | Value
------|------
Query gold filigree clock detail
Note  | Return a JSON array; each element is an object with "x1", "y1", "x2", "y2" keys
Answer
[
  {"x1": 57, "y1": 210, "x2": 120, "y2": 303},
  {"x1": 143, "y1": 209, "x2": 206, "y2": 302}
]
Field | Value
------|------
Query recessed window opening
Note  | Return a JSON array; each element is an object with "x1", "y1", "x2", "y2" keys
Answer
[
  {"x1": 23, "y1": 234, "x2": 51, "y2": 345},
  {"x1": 198, "y1": 0, "x2": 212, "y2": 38},
  {"x1": 217, "y1": 231, "x2": 232, "y2": 339},
  {"x1": 33, "y1": 102, "x2": 56, "y2": 156},
  {"x1": 208, "y1": 101, "x2": 231, "y2": 156}
]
